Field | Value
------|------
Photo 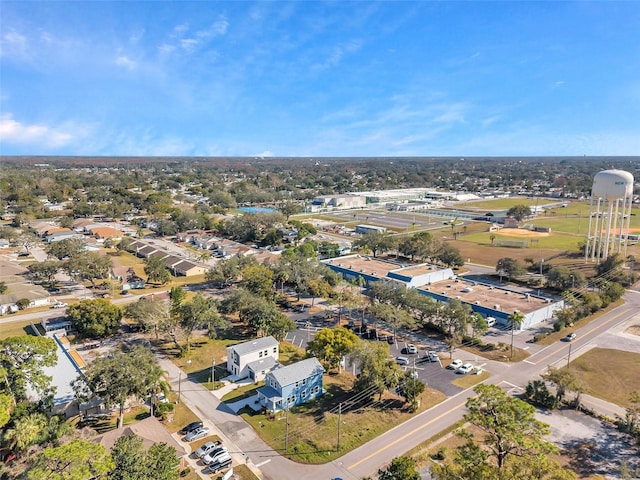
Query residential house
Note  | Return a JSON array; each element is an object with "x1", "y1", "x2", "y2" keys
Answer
[
  {"x1": 226, "y1": 336, "x2": 279, "y2": 381},
  {"x1": 90, "y1": 226, "x2": 123, "y2": 242},
  {"x1": 45, "y1": 231, "x2": 84, "y2": 243},
  {"x1": 257, "y1": 357, "x2": 325, "y2": 412},
  {"x1": 96, "y1": 416, "x2": 188, "y2": 469},
  {"x1": 169, "y1": 260, "x2": 207, "y2": 277}
]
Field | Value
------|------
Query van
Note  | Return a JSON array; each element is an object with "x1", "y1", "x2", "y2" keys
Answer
[{"x1": 486, "y1": 317, "x2": 496, "y2": 327}]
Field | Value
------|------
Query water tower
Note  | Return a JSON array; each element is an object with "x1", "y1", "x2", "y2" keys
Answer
[{"x1": 585, "y1": 169, "x2": 634, "y2": 263}]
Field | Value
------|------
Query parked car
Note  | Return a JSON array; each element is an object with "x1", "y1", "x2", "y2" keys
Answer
[
  {"x1": 447, "y1": 359, "x2": 463, "y2": 370},
  {"x1": 563, "y1": 333, "x2": 577, "y2": 342},
  {"x1": 179, "y1": 421, "x2": 203, "y2": 435},
  {"x1": 395, "y1": 356, "x2": 409, "y2": 365},
  {"x1": 195, "y1": 441, "x2": 222, "y2": 458},
  {"x1": 409, "y1": 370, "x2": 419, "y2": 379},
  {"x1": 206, "y1": 453, "x2": 232, "y2": 474},
  {"x1": 52, "y1": 302, "x2": 68, "y2": 308},
  {"x1": 486, "y1": 316, "x2": 496, "y2": 327},
  {"x1": 184, "y1": 426, "x2": 209, "y2": 442},
  {"x1": 427, "y1": 351, "x2": 439, "y2": 362},
  {"x1": 406, "y1": 344, "x2": 418, "y2": 354},
  {"x1": 202, "y1": 446, "x2": 228, "y2": 465},
  {"x1": 457, "y1": 363, "x2": 474, "y2": 375}
]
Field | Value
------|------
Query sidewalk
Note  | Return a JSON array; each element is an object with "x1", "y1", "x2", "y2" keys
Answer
[{"x1": 155, "y1": 352, "x2": 265, "y2": 479}]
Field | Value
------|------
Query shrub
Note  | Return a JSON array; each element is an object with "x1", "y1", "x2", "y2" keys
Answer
[
  {"x1": 553, "y1": 320, "x2": 565, "y2": 332},
  {"x1": 155, "y1": 402, "x2": 174, "y2": 420},
  {"x1": 432, "y1": 447, "x2": 447, "y2": 460},
  {"x1": 16, "y1": 298, "x2": 31, "y2": 310}
]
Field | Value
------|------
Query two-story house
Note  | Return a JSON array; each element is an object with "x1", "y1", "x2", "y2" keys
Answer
[
  {"x1": 256, "y1": 357, "x2": 325, "y2": 412},
  {"x1": 226, "y1": 336, "x2": 279, "y2": 382}
]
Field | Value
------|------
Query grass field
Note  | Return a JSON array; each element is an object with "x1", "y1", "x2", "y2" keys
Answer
[
  {"x1": 240, "y1": 371, "x2": 447, "y2": 464},
  {"x1": 569, "y1": 347, "x2": 640, "y2": 409},
  {"x1": 0, "y1": 319, "x2": 36, "y2": 339}
]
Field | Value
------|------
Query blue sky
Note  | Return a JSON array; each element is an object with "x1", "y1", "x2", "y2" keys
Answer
[{"x1": 1, "y1": 1, "x2": 639, "y2": 157}]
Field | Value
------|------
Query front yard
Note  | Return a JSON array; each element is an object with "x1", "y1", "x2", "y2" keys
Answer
[{"x1": 239, "y1": 371, "x2": 447, "y2": 464}]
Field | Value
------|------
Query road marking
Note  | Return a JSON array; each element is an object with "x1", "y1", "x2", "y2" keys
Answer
[
  {"x1": 499, "y1": 380, "x2": 522, "y2": 390},
  {"x1": 254, "y1": 459, "x2": 271, "y2": 468},
  {"x1": 524, "y1": 360, "x2": 536, "y2": 365},
  {"x1": 530, "y1": 307, "x2": 635, "y2": 365},
  {"x1": 347, "y1": 399, "x2": 467, "y2": 470}
]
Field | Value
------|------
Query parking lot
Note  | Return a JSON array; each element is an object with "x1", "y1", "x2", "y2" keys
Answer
[{"x1": 285, "y1": 312, "x2": 487, "y2": 398}]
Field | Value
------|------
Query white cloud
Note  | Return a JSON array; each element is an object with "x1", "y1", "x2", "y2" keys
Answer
[
  {"x1": 0, "y1": 30, "x2": 28, "y2": 58},
  {"x1": 253, "y1": 150, "x2": 274, "y2": 158},
  {"x1": 180, "y1": 38, "x2": 199, "y2": 52},
  {"x1": 312, "y1": 39, "x2": 363, "y2": 71},
  {"x1": 115, "y1": 55, "x2": 136, "y2": 70},
  {"x1": 161, "y1": 16, "x2": 228, "y2": 56},
  {"x1": 0, "y1": 114, "x2": 73, "y2": 147},
  {"x1": 199, "y1": 17, "x2": 229, "y2": 38}
]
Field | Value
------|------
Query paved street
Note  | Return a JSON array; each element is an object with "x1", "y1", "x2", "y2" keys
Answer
[
  {"x1": 160, "y1": 291, "x2": 639, "y2": 479},
  {"x1": 2, "y1": 284, "x2": 639, "y2": 479}
]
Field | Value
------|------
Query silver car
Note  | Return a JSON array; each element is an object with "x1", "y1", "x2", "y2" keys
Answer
[{"x1": 184, "y1": 426, "x2": 209, "y2": 442}]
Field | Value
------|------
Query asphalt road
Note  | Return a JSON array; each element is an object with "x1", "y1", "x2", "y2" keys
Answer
[{"x1": 3, "y1": 286, "x2": 639, "y2": 478}]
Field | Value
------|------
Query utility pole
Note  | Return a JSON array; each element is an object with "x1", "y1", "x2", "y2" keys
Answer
[
  {"x1": 567, "y1": 343, "x2": 572, "y2": 369},
  {"x1": 337, "y1": 402, "x2": 342, "y2": 451},
  {"x1": 177, "y1": 371, "x2": 182, "y2": 404},
  {"x1": 211, "y1": 358, "x2": 216, "y2": 385},
  {"x1": 284, "y1": 408, "x2": 289, "y2": 453}
]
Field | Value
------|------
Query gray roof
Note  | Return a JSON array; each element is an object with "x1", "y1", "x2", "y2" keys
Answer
[
  {"x1": 256, "y1": 385, "x2": 282, "y2": 402},
  {"x1": 229, "y1": 336, "x2": 278, "y2": 356},
  {"x1": 270, "y1": 358, "x2": 324, "y2": 387},
  {"x1": 246, "y1": 356, "x2": 277, "y2": 373}
]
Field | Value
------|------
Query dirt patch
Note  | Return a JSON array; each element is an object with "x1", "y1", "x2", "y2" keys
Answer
[
  {"x1": 498, "y1": 228, "x2": 550, "y2": 237},
  {"x1": 624, "y1": 325, "x2": 640, "y2": 336}
]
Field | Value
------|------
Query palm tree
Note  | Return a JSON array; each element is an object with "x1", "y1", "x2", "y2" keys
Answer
[{"x1": 508, "y1": 311, "x2": 525, "y2": 359}]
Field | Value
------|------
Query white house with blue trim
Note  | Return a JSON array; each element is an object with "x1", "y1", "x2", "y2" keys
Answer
[{"x1": 257, "y1": 358, "x2": 325, "y2": 412}]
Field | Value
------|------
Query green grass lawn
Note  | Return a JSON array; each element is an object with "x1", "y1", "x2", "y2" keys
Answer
[
  {"x1": 451, "y1": 370, "x2": 490, "y2": 388},
  {"x1": 240, "y1": 372, "x2": 447, "y2": 464},
  {"x1": 569, "y1": 347, "x2": 640, "y2": 409},
  {"x1": 0, "y1": 319, "x2": 37, "y2": 339},
  {"x1": 221, "y1": 381, "x2": 264, "y2": 403}
]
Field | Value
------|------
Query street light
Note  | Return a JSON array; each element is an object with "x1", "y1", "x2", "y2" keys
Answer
[{"x1": 211, "y1": 358, "x2": 216, "y2": 386}]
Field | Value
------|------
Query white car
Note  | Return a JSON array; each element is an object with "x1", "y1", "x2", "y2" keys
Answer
[
  {"x1": 52, "y1": 302, "x2": 68, "y2": 308},
  {"x1": 406, "y1": 344, "x2": 418, "y2": 354},
  {"x1": 206, "y1": 452, "x2": 232, "y2": 473},
  {"x1": 195, "y1": 441, "x2": 221, "y2": 458},
  {"x1": 447, "y1": 359, "x2": 463, "y2": 370},
  {"x1": 395, "y1": 356, "x2": 409, "y2": 365},
  {"x1": 457, "y1": 363, "x2": 474, "y2": 375},
  {"x1": 427, "y1": 351, "x2": 439, "y2": 362},
  {"x1": 202, "y1": 446, "x2": 228, "y2": 465},
  {"x1": 486, "y1": 316, "x2": 496, "y2": 327}
]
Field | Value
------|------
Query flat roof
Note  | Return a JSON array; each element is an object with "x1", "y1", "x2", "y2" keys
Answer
[
  {"x1": 325, "y1": 255, "x2": 401, "y2": 278},
  {"x1": 419, "y1": 280, "x2": 548, "y2": 315},
  {"x1": 397, "y1": 263, "x2": 441, "y2": 277}
]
